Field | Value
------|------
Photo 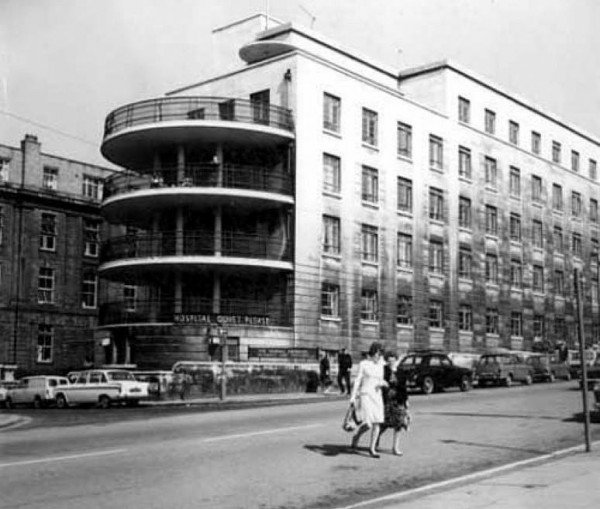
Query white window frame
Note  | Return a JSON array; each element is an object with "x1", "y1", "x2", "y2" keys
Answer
[
  {"x1": 40, "y1": 212, "x2": 57, "y2": 251},
  {"x1": 397, "y1": 122, "x2": 412, "y2": 158},
  {"x1": 321, "y1": 283, "x2": 340, "y2": 318},
  {"x1": 38, "y1": 267, "x2": 55, "y2": 304},
  {"x1": 361, "y1": 165, "x2": 379, "y2": 204},
  {"x1": 429, "y1": 135, "x2": 444, "y2": 170},
  {"x1": 323, "y1": 93, "x2": 341, "y2": 133},
  {"x1": 361, "y1": 108, "x2": 378, "y2": 146},
  {"x1": 361, "y1": 224, "x2": 378, "y2": 263},
  {"x1": 360, "y1": 289, "x2": 378, "y2": 322},
  {"x1": 84, "y1": 219, "x2": 100, "y2": 257},
  {"x1": 397, "y1": 233, "x2": 413, "y2": 268},
  {"x1": 37, "y1": 324, "x2": 54, "y2": 363},
  {"x1": 82, "y1": 270, "x2": 98, "y2": 309},
  {"x1": 323, "y1": 153, "x2": 341, "y2": 194},
  {"x1": 397, "y1": 295, "x2": 412, "y2": 325},
  {"x1": 82, "y1": 175, "x2": 103, "y2": 199},
  {"x1": 323, "y1": 215, "x2": 341, "y2": 256}
]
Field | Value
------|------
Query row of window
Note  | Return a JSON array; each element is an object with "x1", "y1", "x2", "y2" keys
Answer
[
  {"x1": 458, "y1": 96, "x2": 598, "y2": 179},
  {"x1": 38, "y1": 213, "x2": 100, "y2": 256},
  {"x1": 37, "y1": 266, "x2": 99, "y2": 308}
]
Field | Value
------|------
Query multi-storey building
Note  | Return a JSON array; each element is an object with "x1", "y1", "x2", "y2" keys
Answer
[
  {"x1": 0, "y1": 134, "x2": 114, "y2": 377},
  {"x1": 97, "y1": 17, "x2": 600, "y2": 369}
]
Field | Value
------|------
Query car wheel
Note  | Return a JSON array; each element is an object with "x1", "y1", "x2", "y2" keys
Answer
[
  {"x1": 523, "y1": 374, "x2": 533, "y2": 386},
  {"x1": 459, "y1": 375, "x2": 472, "y2": 392},
  {"x1": 421, "y1": 376, "x2": 435, "y2": 395},
  {"x1": 56, "y1": 394, "x2": 68, "y2": 409},
  {"x1": 33, "y1": 396, "x2": 43, "y2": 409},
  {"x1": 504, "y1": 375, "x2": 513, "y2": 387},
  {"x1": 98, "y1": 395, "x2": 111, "y2": 409},
  {"x1": 548, "y1": 373, "x2": 556, "y2": 383},
  {"x1": 5, "y1": 397, "x2": 13, "y2": 410}
]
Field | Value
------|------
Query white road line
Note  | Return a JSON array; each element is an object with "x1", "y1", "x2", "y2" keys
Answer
[
  {"x1": 201, "y1": 423, "x2": 323, "y2": 443},
  {"x1": 0, "y1": 448, "x2": 127, "y2": 468},
  {"x1": 332, "y1": 440, "x2": 600, "y2": 509}
]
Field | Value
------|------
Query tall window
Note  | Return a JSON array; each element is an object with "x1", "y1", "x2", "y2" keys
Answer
[
  {"x1": 485, "y1": 253, "x2": 498, "y2": 284},
  {"x1": 322, "y1": 215, "x2": 341, "y2": 255},
  {"x1": 397, "y1": 177, "x2": 413, "y2": 213},
  {"x1": 571, "y1": 191, "x2": 582, "y2": 217},
  {"x1": 361, "y1": 289, "x2": 378, "y2": 321},
  {"x1": 397, "y1": 233, "x2": 413, "y2": 268},
  {"x1": 429, "y1": 240, "x2": 444, "y2": 274},
  {"x1": 552, "y1": 141, "x2": 561, "y2": 163},
  {"x1": 486, "y1": 309, "x2": 499, "y2": 334},
  {"x1": 552, "y1": 184, "x2": 563, "y2": 211},
  {"x1": 458, "y1": 246, "x2": 472, "y2": 279},
  {"x1": 123, "y1": 284, "x2": 137, "y2": 311},
  {"x1": 532, "y1": 219, "x2": 543, "y2": 248},
  {"x1": 83, "y1": 219, "x2": 100, "y2": 257},
  {"x1": 81, "y1": 270, "x2": 98, "y2": 309},
  {"x1": 484, "y1": 156, "x2": 497, "y2": 187},
  {"x1": 484, "y1": 109, "x2": 496, "y2": 134},
  {"x1": 321, "y1": 283, "x2": 339, "y2": 317},
  {"x1": 590, "y1": 159, "x2": 597, "y2": 181},
  {"x1": 429, "y1": 187, "x2": 444, "y2": 221},
  {"x1": 323, "y1": 153, "x2": 341, "y2": 194},
  {"x1": 485, "y1": 205, "x2": 498, "y2": 235},
  {"x1": 361, "y1": 166, "x2": 378, "y2": 204},
  {"x1": 509, "y1": 167, "x2": 521, "y2": 197},
  {"x1": 531, "y1": 131, "x2": 541, "y2": 155},
  {"x1": 38, "y1": 267, "x2": 55, "y2": 304},
  {"x1": 458, "y1": 96, "x2": 470, "y2": 123},
  {"x1": 458, "y1": 305, "x2": 473, "y2": 331},
  {"x1": 361, "y1": 108, "x2": 378, "y2": 146},
  {"x1": 572, "y1": 233, "x2": 583, "y2": 257},
  {"x1": 531, "y1": 175, "x2": 543, "y2": 203},
  {"x1": 554, "y1": 270, "x2": 565, "y2": 296},
  {"x1": 510, "y1": 259, "x2": 523, "y2": 288},
  {"x1": 429, "y1": 135, "x2": 444, "y2": 170},
  {"x1": 37, "y1": 324, "x2": 54, "y2": 363},
  {"x1": 40, "y1": 213, "x2": 57, "y2": 251},
  {"x1": 553, "y1": 226, "x2": 563, "y2": 251},
  {"x1": 571, "y1": 150, "x2": 580, "y2": 172},
  {"x1": 533, "y1": 265, "x2": 545, "y2": 292},
  {"x1": 509, "y1": 213, "x2": 521, "y2": 242},
  {"x1": 509, "y1": 120, "x2": 519, "y2": 145},
  {"x1": 591, "y1": 199, "x2": 599, "y2": 224},
  {"x1": 0, "y1": 158, "x2": 9, "y2": 182},
  {"x1": 458, "y1": 146, "x2": 472, "y2": 179},
  {"x1": 82, "y1": 175, "x2": 102, "y2": 199},
  {"x1": 511, "y1": 312, "x2": 523, "y2": 336},
  {"x1": 459, "y1": 196, "x2": 472, "y2": 228},
  {"x1": 533, "y1": 315, "x2": 545, "y2": 338},
  {"x1": 397, "y1": 122, "x2": 412, "y2": 158},
  {"x1": 361, "y1": 224, "x2": 378, "y2": 263},
  {"x1": 43, "y1": 166, "x2": 58, "y2": 190},
  {"x1": 323, "y1": 93, "x2": 341, "y2": 133},
  {"x1": 397, "y1": 295, "x2": 413, "y2": 325},
  {"x1": 429, "y1": 301, "x2": 443, "y2": 329},
  {"x1": 250, "y1": 89, "x2": 270, "y2": 124}
]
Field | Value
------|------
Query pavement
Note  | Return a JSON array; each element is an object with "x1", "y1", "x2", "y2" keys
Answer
[{"x1": 1, "y1": 391, "x2": 599, "y2": 509}]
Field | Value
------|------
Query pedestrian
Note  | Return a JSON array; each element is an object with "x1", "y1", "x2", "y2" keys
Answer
[
  {"x1": 337, "y1": 348, "x2": 353, "y2": 395},
  {"x1": 349, "y1": 341, "x2": 387, "y2": 458},
  {"x1": 319, "y1": 350, "x2": 331, "y2": 392},
  {"x1": 377, "y1": 351, "x2": 410, "y2": 456}
]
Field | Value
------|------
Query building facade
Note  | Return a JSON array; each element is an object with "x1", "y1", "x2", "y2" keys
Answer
[
  {"x1": 0, "y1": 135, "x2": 114, "y2": 377},
  {"x1": 97, "y1": 18, "x2": 600, "y2": 369}
]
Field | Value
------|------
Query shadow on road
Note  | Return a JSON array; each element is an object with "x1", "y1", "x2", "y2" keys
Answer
[
  {"x1": 439, "y1": 438, "x2": 548, "y2": 455},
  {"x1": 424, "y1": 411, "x2": 563, "y2": 421},
  {"x1": 304, "y1": 443, "x2": 361, "y2": 457}
]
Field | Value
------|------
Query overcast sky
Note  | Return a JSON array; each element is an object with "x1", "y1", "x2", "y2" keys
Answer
[{"x1": 1, "y1": 0, "x2": 599, "y2": 168}]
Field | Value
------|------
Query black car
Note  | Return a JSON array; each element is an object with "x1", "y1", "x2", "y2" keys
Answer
[{"x1": 397, "y1": 351, "x2": 474, "y2": 395}]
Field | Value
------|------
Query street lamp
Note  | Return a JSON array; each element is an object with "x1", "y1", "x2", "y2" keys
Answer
[{"x1": 217, "y1": 321, "x2": 228, "y2": 401}]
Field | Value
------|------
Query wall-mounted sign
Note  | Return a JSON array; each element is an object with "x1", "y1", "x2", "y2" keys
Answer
[{"x1": 173, "y1": 314, "x2": 270, "y2": 326}]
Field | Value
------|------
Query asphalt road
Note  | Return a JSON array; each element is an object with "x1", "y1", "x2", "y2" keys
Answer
[{"x1": 1, "y1": 382, "x2": 598, "y2": 509}]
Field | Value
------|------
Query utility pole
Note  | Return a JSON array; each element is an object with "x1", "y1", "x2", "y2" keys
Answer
[
  {"x1": 574, "y1": 268, "x2": 592, "y2": 452},
  {"x1": 219, "y1": 321, "x2": 228, "y2": 401}
]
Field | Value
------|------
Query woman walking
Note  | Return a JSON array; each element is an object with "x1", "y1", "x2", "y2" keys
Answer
[
  {"x1": 349, "y1": 342, "x2": 387, "y2": 458},
  {"x1": 378, "y1": 352, "x2": 410, "y2": 455}
]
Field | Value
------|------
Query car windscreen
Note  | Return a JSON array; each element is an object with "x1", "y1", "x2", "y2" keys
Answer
[{"x1": 107, "y1": 371, "x2": 135, "y2": 381}]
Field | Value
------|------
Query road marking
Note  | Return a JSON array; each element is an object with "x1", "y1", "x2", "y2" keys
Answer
[
  {"x1": 332, "y1": 440, "x2": 600, "y2": 509},
  {"x1": 0, "y1": 448, "x2": 127, "y2": 468},
  {"x1": 201, "y1": 423, "x2": 323, "y2": 443}
]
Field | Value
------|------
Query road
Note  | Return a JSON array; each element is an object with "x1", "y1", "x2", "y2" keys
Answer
[{"x1": 0, "y1": 382, "x2": 598, "y2": 509}]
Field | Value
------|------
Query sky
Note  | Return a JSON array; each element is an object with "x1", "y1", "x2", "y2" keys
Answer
[{"x1": 1, "y1": 0, "x2": 599, "y2": 168}]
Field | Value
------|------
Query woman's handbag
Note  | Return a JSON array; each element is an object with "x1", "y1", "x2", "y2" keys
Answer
[{"x1": 342, "y1": 402, "x2": 359, "y2": 432}]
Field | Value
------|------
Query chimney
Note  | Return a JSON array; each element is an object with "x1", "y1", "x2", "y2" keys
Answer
[{"x1": 20, "y1": 134, "x2": 41, "y2": 187}]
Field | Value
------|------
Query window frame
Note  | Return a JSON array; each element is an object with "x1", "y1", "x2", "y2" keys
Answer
[
  {"x1": 323, "y1": 92, "x2": 341, "y2": 133},
  {"x1": 361, "y1": 107, "x2": 378, "y2": 146}
]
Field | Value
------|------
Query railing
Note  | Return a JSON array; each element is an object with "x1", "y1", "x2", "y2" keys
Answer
[
  {"x1": 103, "y1": 163, "x2": 293, "y2": 199},
  {"x1": 99, "y1": 298, "x2": 292, "y2": 327},
  {"x1": 103, "y1": 96, "x2": 294, "y2": 138},
  {"x1": 100, "y1": 230, "x2": 292, "y2": 263}
]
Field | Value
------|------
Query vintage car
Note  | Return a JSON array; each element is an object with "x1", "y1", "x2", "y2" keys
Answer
[
  {"x1": 4, "y1": 376, "x2": 70, "y2": 409},
  {"x1": 396, "y1": 350, "x2": 474, "y2": 395},
  {"x1": 0, "y1": 380, "x2": 19, "y2": 408},
  {"x1": 476, "y1": 351, "x2": 533, "y2": 387},
  {"x1": 580, "y1": 355, "x2": 600, "y2": 390},
  {"x1": 54, "y1": 369, "x2": 149, "y2": 409},
  {"x1": 526, "y1": 354, "x2": 572, "y2": 383}
]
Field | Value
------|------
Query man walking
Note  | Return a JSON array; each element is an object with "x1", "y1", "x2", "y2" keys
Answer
[{"x1": 337, "y1": 348, "x2": 353, "y2": 395}]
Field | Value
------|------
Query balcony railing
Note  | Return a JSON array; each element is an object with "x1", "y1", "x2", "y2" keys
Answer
[
  {"x1": 103, "y1": 163, "x2": 293, "y2": 199},
  {"x1": 100, "y1": 230, "x2": 292, "y2": 264},
  {"x1": 99, "y1": 298, "x2": 292, "y2": 327},
  {"x1": 104, "y1": 97, "x2": 294, "y2": 138}
]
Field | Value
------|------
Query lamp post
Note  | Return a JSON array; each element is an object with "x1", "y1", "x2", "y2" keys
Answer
[{"x1": 218, "y1": 322, "x2": 228, "y2": 401}]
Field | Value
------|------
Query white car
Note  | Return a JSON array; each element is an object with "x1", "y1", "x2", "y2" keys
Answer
[{"x1": 4, "y1": 376, "x2": 70, "y2": 408}]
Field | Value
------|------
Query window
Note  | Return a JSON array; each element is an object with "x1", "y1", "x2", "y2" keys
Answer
[
  {"x1": 552, "y1": 141, "x2": 561, "y2": 163},
  {"x1": 429, "y1": 240, "x2": 444, "y2": 274},
  {"x1": 321, "y1": 283, "x2": 339, "y2": 317},
  {"x1": 361, "y1": 224, "x2": 378, "y2": 263},
  {"x1": 458, "y1": 246, "x2": 472, "y2": 279},
  {"x1": 361, "y1": 289, "x2": 378, "y2": 321},
  {"x1": 37, "y1": 324, "x2": 53, "y2": 363},
  {"x1": 123, "y1": 284, "x2": 137, "y2": 311},
  {"x1": 554, "y1": 270, "x2": 565, "y2": 296},
  {"x1": 458, "y1": 96, "x2": 470, "y2": 123},
  {"x1": 323, "y1": 93, "x2": 341, "y2": 133},
  {"x1": 510, "y1": 259, "x2": 523, "y2": 288},
  {"x1": 429, "y1": 301, "x2": 443, "y2": 329},
  {"x1": 429, "y1": 135, "x2": 444, "y2": 170},
  {"x1": 322, "y1": 215, "x2": 341, "y2": 255},
  {"x1": 323, "y1": 153, "x2": 341, "y2": 194},
  {"x1": 571, "y1": 191, "x2": 582, "y2": 217},
  {"x1": 250, "y1": 89, "x2": 270, "y2": 124},
  {"x1": 397, "y1": 177, "x2": 412, "y2": 213},
  {"x1": 458, "y1": 146, "x2": 472, "y2": 179},
  {"x1": 533, "y1": 265, "x2": 545, "y2": 292},
  {"x1": 43, "y1": 166, "x2": 58, "y2": 190},
  {"x1": 362, "y1": 108, "x2": 378, "y2": 146},
  {"x1": 571, "y1": 150, "x2": 580, "y2": 172},
  {"x1": 509, "y1": 120, "x2": 519, "y2": 145},
  {"x1": 485, "y1": 109, "x2": 496, "y2": 134},
  {"x1": 485, "y1": 253, "x2": 498, "y2": 284},
  {"x1": 509, "y1": 167, "x2": 521, "y2": 197},
  {"x1": 484, "y1": 156, "x2": 497, "y2": 188},
  {"x1": 509, "y1": 213, "x2": 521, "y2": 241},
  {"x1": 553, "y1": 226, "x2": 563, "y2": 251},
  {"x1": 40, "y1": 213, "x2": 57, "y2": 251},
  {"x1": 531, "y1": 131, "x2": 541, "y2": 155},
  {"x1": 590, "y1": 159, "x2": 597, "y2": 181},
  {"x1": 532, "y1": 219, "x2": 543, "y2": 248},
  {"x1": 552, "y1": 184, "x2": 563, "y2": 211},
  {"x1": 590, "y1": 199, "x2": 599, "y2": 224},
  {"x1": 397, "y1": 295, "x2": 412, "y2": 325},
  {"x1": 38, "y1": 267, "x2": 55, "y2": 304},
  {"x1": 219, "y1": 99, "x2": 235, "y2": 120},
  {"x1": 531, "y1": 175, "x2": 543, "y2": 203},
  {"x1": 83, "y1": 219, "x2": 100, "y2": 257},
  {"x1": 511, "y1": 312, "x2": 523, "y2": 336},
  {"x1": 361, "y1": 166, "x2": 378, "y2": 204},
  {"x1": 0, "y1": 158, "x2": 9, "y2": 182},
  {"x1": 572, "y1": 233, "x2": 582, "y2": 257},
  {"x1": 81, "y1": 270, "x2": 97, "y2": 309},
  {"x1": 0, "y1": 206, "x2": 4, "y2": 245},
  {"x1": 82, "y1": 175, "x2": 102, "y2": 199},
  {"x1": 555, "y1": 318, "x2": 566, "y2": 339},
  {"x1": 397, "y1": 122, "x2": 412, "y2": 158},
  {"x1": 429, "y1": 187, "x2": 444, "y2": 221},
  {"x1": 485, "y1": 205, "x2": 498, "y2": 235},
  {"x1": 397, "y1": 233, "x2": 413, "y2": 268},
  {"x1": 459, "y1": 196, "x2": 471, "y2": 228},
  {"x1": 533, "y1": 315, "x2": 545, "y2": 338},
  {"x1": 486, "y1": 309, "x2": 499, "y2": 334},
  {"x1": 458, "y1": 305, "x2": 473, "y2": 331}
]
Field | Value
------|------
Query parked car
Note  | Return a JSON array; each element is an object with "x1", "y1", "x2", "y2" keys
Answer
[
  {"x1": 476, "y1": 352, "x2": 533, "y2": 387},
  {"x1": 396, "y1": 350, "x2": 474, "y2": 395},
  {"x1": 0, "y1": 380, "x2": 19, "y2": 408},
  {"x1": 527, "y1": 354, "x2": 572, "y2": 383},
  {"x1": 579, "y1": 355, "x2": 600, "y2": 390},
  {"x1": 4, "y1": 376, "x2": 70, "y2": 409},
  {"x1": 54, "y1": 369, "x2": 149, "y2": 409},
  {"x1": 569, "y1": 349, "x2": 597, "y2": 380}
]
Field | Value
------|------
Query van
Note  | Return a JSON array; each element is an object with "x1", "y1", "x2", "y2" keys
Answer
[
  {"x1": 5, "y1": 376, "x2": 70, "y2": 408},
  {"x1": 476, "y1": 352, "x2": 533, "y2": 387}
]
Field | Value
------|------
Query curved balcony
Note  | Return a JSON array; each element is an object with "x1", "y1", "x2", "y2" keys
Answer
[
  {"x1": 99, "y1": 298, "x2": 292, "y2": 327},
  {"x1": 101, "y1": 97, "x2": 295, "y2": 168}
]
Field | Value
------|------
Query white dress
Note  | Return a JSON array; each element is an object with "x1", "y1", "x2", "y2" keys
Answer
[{"x1": 351, "y1": 358, "x2": 385, "y2": 425}]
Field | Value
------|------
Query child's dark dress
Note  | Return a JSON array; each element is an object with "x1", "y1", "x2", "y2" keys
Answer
[{"x1": 382, "y1": 365, "x2": 410, "y2": 431}]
